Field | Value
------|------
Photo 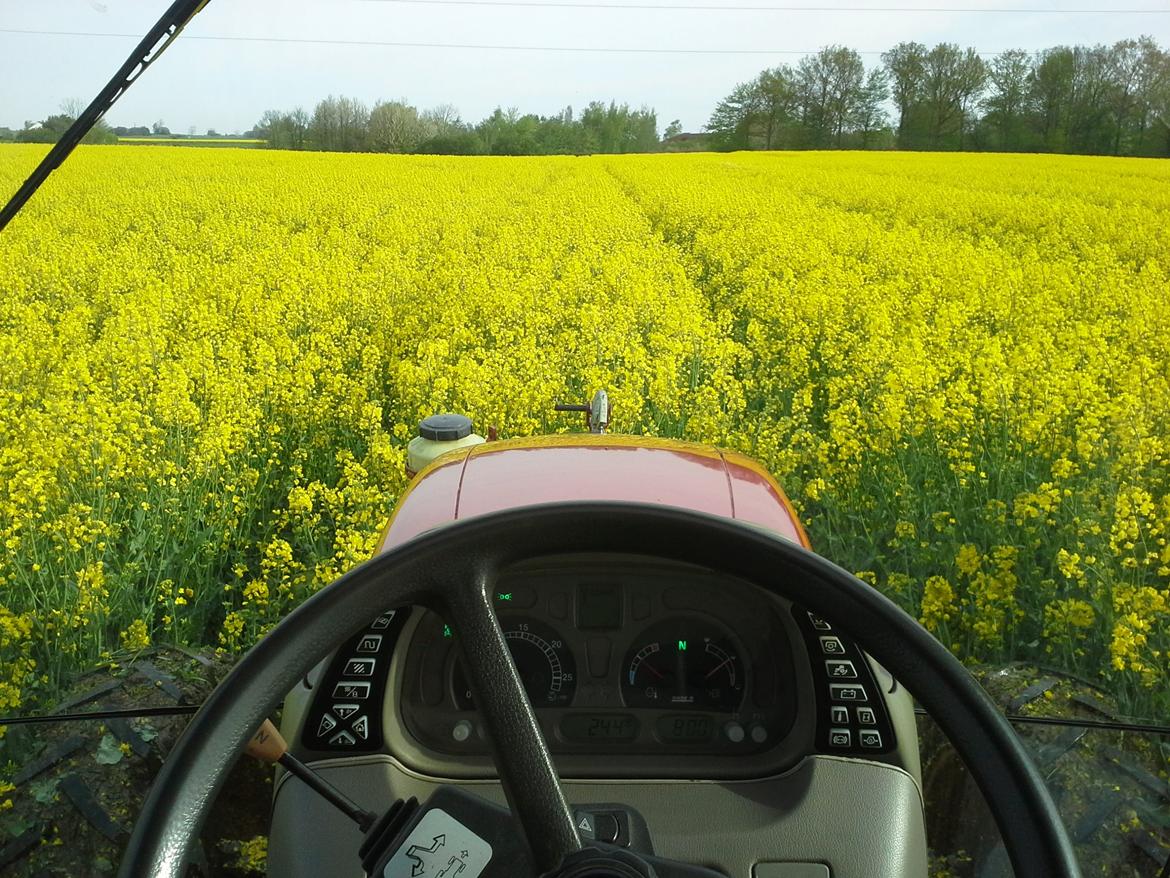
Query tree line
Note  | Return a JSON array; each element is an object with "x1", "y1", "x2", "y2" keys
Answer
[
  {"x1": 0, "y1": 114, "x2": 206, "y2": 144},
  {"x1": 708, "y1": 36, "x2": 1169, "y2": 156},
  {"x1": 4, "y1": 36, "x2": 1166, "y2": 157},
  {"x1": 254, "y1": 97, "x2": 661, "y2": 155}
]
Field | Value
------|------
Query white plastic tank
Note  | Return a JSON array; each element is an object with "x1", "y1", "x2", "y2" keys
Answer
[{"x1": 406, "y1": 413, "x2": 485, "y2": 477}]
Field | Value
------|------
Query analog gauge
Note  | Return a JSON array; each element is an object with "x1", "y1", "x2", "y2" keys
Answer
[
  {"x1": 452, "y1": 617, "x2": 577, "y2": 709},
  {"x1": 622, "y1": 618, "x2": 745, "y2": 712}
]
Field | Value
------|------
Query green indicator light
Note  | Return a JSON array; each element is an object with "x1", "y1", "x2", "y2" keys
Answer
[
  {"x1": 443, "y1": 624, "x2": 452, "y2": 638},
  {"x1": 678, "y1": 640, "x2": 687, "y2": 651},
  {"x1": 497, "y1": 593, "x2": 512, "y2": 602}
]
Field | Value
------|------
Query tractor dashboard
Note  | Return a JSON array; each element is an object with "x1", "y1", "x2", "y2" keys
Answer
[
  {"x1": 287, "y1": 555, "x2": 913, "y2": 779},
  {"x1": 268, "y1": 554, "x2": 926, "y2": 876}
]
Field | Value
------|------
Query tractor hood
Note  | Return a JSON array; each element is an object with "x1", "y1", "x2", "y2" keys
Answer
[{"x1": 377, "y1": 435, "x2": 809, "y2": 552}]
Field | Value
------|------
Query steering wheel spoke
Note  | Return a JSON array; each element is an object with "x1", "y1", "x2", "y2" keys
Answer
[{"x1": 440, "y1": 572, "x2": 582, "y2": 871}]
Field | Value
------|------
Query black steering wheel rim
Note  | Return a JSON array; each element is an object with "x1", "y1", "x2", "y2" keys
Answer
[{"x1": 119, "y1": 501, "x2": 1081, "y2": 877}]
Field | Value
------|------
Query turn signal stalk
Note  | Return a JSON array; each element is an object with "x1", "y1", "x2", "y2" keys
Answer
[{"x1": 247, "y1": 719, "x2": 376, "y2": 832}]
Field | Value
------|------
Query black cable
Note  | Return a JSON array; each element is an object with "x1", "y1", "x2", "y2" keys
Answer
[
  {"x1": 0, "y1": 705, "x2": 200, "y2": 727},
  {"x1": 4, "y1": 704, "x2": 1167, "y2": 735},
  {"x1": 912, "y1": 706, "x2": 1170, "y2": 737},
  {"x1": 358, "y1": 0, "x2": 1170, "y2": 12},
  {"x1": 0, "y1": 28, "x2": 1041, "y2": 55}
]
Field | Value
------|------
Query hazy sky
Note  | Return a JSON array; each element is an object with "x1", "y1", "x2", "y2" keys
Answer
[{"x1": 2, "y1": 0, "x2": 1167, "y2": 134}]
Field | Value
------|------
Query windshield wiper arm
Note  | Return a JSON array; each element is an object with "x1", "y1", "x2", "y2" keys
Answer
[{"x1": 0, "y1": 0, "x2": 211, "y2": 233}]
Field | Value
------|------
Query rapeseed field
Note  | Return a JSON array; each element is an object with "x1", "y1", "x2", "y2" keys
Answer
[{"x1": 1, "y1": 145, "x2": 1167, "y2": 724}]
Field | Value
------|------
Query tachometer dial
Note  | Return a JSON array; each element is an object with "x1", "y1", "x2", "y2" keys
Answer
[
  {"x1": 622, "y1": 618, "x2": 744, "y2": 711},
  {"x1": 452, "y1": 617, "x2": 576, "y2": 709}
]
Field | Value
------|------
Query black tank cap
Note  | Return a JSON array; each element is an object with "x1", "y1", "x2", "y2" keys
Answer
[{"x1": 418, "y1": 413, "x2": 473, "y2": 441}]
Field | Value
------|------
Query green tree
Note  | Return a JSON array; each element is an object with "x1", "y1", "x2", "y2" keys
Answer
[
  {"x1": 309, "y1": 96, "x2": 368, "y2": 152},
  {"x1": 851, "y1": 68, "x2": 890, "y2": 148},
  {"x1": 921, "y1": 44, "x2": 986, "y2": 149},
  {"x1": 368, "y1": 100, "x2": 431, "y2": 153},
  {"x1": 983, "y1": 49, "x2": 1033, "y2": 150},
  {"x1": 795, "y1": 46, "x2": 866, "y2": 147},
  {"x1": 1030, "y1": 46, "x2": 1076, "y2": 151},
  {"x1": 706, "y1": 81, "x2": 764, "y2": 150},
  {"x1": 1131, "y1": 37, "x2": 1170, "y2": 154},
  {"x1": 417, "y1": 127, "x2": 485, "y2": 155},
  {"x1": 16, "y1": 113, "x2": 115, "y2": 145},
  {"x1": 882, "y1": 41, "x2": 928, "y2": 148},
  {"x1": 756, "y1": 66, "x2": 800, "y2": 149},
  {"x1": 1067, "y1": 46, "x2": 1114, "y2": 154}
]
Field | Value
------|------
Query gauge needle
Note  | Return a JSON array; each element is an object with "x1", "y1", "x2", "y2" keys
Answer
[
  {"x1": 704, "y1": 657, "x2": 732, "y2": 680},
  {"x1": 642, "y1": 662, "x2": 665, "y2": 680}
]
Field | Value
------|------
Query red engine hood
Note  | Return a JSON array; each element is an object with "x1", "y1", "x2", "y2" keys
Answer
[{"x1": 378, "y1": 436, "x2": 809, "y2": 553}]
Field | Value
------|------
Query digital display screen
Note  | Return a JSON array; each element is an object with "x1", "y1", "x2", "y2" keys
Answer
[
  {"x1": 577, "y1": 583, "x2": 622, "y2": 630},
  {"x1": 560, "y1": 714, "x2": 638, "y2": 742},
  {"x1": 656, "y1": 715, "x2": 715, "y2": 743}
]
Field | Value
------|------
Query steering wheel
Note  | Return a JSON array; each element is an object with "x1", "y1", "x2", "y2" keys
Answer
[{"x1": 119, "y1": 502, "x2": 1081, "y2": 877}]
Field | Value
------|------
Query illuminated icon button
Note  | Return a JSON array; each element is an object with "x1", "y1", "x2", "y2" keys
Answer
[
  {"x1": 316, "y1": 714, "x2": 338, "y2": 737},
  {"x1": 830, "y1": 705, "x2": 849, "y2": 725},
  {"x1": 724, "y1": 722, "x2": 745, "y2": 743},
  {"x1": 343, "y1": 658, "x2": 376, "y2": 676},
  {"x1": 351, "y1": 715, "x2": 369, "y2": 740},
  {"x1": 370, "y1": 612, "x2": 395, "y2": 630},
  {"x1": 829, "y1": 728, "x2": 852, "y2": 748},
  {"x1": 856, "y1": 706, "x2": 877, "y2": 725},
  {"x1": 830, "y1": 684, "x2": 867, "y2": 702},
  {"x1": 333, "y1": 703, "x2": 360, "y2": 720},
  {"x1": 328, "y1": 729, "x2": 357, "y2": 747},
  {"x1": 332, "y1": 682, "x2": 371, "y2": 700},
  {"x1": 356, "y1": 634, "x2": 382, "y2": 654},
  {"x1": 859, "y1": 729, "x2": 883, "y2": 749},
  {"x1": 807, "y1": 612, "x2": 832, "y2": 631},
  {"x1": 819, "y1": 636, "x2": 846, "y2": 655},
  {"x1": 496, "y1": 586, "x2": 536, "y2": 608},
  {"x1": 825, "y1": 660, "x2": 857, "y2": 679}
]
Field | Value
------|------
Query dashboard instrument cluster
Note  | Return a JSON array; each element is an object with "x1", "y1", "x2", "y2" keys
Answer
[
  {"x1": 297, "y1": 556, "x2": 898, "y2": 777},
  {"x1": 398, "y1": 558, "x2": 798, "y2": 761}
]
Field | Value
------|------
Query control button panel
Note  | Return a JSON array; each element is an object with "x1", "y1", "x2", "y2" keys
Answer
[
  {"x1": 793, "y1": 607, "x2": 896, "y2": 757},
  {"x1": 828, "y1": 728, "x2": 851, "y2": 748},
  {"x1": 825, "y1": 659, "x2": 857, "y2": 679},
  {"x1": 356, "y1": 634, "x2": 382, "y2": 653},
  {"x1": 303, "y1": 609, "x2": 408, "y2": 753},
  {"x1": 829, "y1": 683, "x2": 867, "y2": 702},
  {"x1": 342, "y1": 658, "x2": 377, "y2": 676},
  {"x1": 332, "y1": 682, "x2": 371, "y2": 701},
  {"x1": 573, "y1": 808, "x2": 630, "y2": 847},
  {"x1": 818, "y1": 636, "x2": 846, "y2": 656}
]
